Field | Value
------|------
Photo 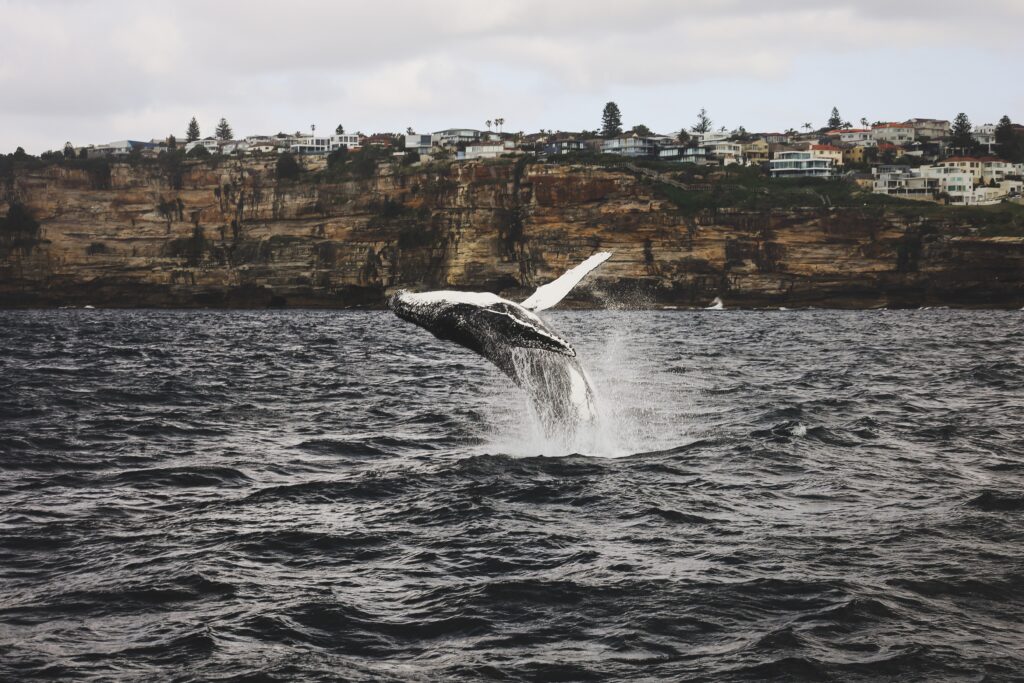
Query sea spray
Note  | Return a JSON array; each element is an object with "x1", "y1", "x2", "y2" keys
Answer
[{"x1": 473, "y1": 310, "x2": 700, "y2": 458}]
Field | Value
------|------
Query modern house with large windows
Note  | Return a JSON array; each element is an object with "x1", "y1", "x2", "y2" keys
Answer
[
  {"x1": 601, "y1": 135, "x2": 658, "y2": 157},
  {"x1": 288, "y1": 133, "x2": 360, "y2": 154},
  {"x1": 769, "y1": 150, "x2": 835, "y2": 177}
]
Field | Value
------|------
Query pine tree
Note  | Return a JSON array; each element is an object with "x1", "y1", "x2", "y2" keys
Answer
[
  {"x1": 994, "y1": 115, "x2": 1013, "y2": 146},
  {"x1": 994, "y1": 115, "x2": 1024, "y2": 163},
  {"x1": 167, "y1": 135, "x2": 177, "y2": 151},
  {"x1": 950, "y1": 112, "x2": 974, "y2": 152},
  {"x1": 601, "y1": 102, "x2": 623, "y2": 138},
  {"x1": 335, "y1": 124, "x2": 345, "y2": 135},
  {"x1": 691, "y1": 108, "x2": 712, "y2": 133},
  {"x1": 215, "y1": 118, "x2": 233, "y2": 141},
  {"x1": 186, "y1": 117, "x2": 200, "y2": 142},
  {"x1": 828, "y1": 107, "x2": 843, "y2": 129}
]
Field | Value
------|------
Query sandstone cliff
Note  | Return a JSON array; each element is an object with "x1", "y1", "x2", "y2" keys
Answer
[{"x1": 2, "y1": 157, "x2": 1023, "y2": 308}]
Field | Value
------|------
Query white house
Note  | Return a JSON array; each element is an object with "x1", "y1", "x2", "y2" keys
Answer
[
  {"x1": 770, "y1": 150, "x2": 835, "y2": 178},
  {"x1": 689, "y1": 131, "x2": 730, "y2": 146},
  {"x1": 835, "y1": 129, "x2": 874, "y2": 146},
  {"x1": 91, "y1": 140, "x2": 148, "y2": 156},
  {"x1": 185, "y1": 138, "x2": 221, "y2": 154},
  {"x1": 659, "y1": 145, "x2": 708, "y2": 164},
  {"x1": 872, "y1": 122, "x2": 915, "y2": 145},
  {"x1": 602, "y1": 135, "x2": 658, "y2": 157},
  {"x1": 432, "y1": 129, "x2": 485, "y2": 148},
  {"x1": 872, "y1": 165, "x2": 940, "y2": 199},
  {"x1": 702, "y1": 140, "x2": 743, "y2": 165},
  {"x1": 907, "y1": 118, "x2": 951, "y2": 140},
  {"x1": 972, "y1": 124, "x2": 997, "y2": 153},
  {"x1": 404, "y1": 134, "x2": 433, "y2": 155},
  {"x1": 459, "y1": 141, "x2": 515, "y2": 160},
  {"x1": 872, "y1": 163, "x2": 1020, "y2": 205},
  {"x1": 289, "y1": 133, "x2": 360, "y2": 154},
  {"x1": 980, "y1": 158, "x2": 1024, "y2": 182}
]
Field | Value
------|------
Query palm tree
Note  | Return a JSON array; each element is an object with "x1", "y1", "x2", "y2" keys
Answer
[
  {"x1": 803, "y1": 122, "x2": 813, "y2": 132},
  {"x1": 860, "y1": 117, "x2": 869, "y2": 128},
  {"x1": 486, "y1": 119, "x2": 492, "y2": 131},
  {"x1": 495, "y1": 117, "x2": 504, "y2": 134}
]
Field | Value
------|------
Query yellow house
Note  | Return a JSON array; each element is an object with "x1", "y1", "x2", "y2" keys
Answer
[
  {"x1": 742, "y1": 138, "x2": 770, "y2": 163},
  {"x1": 810, "y1": 144, "x2": 844, "y2": 167},
  {"x1": 844, "y1": 145, "x2": 870, "y2": 165}
]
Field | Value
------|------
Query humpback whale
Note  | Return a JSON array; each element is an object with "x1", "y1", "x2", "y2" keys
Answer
[{"x1": 389, "y1": 252, "x2": 612, "y2": 436}]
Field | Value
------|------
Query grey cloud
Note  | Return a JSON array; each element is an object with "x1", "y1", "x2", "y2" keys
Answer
[{"x1": 1, "y1": 0, "x2": 1021, "y2": 151}]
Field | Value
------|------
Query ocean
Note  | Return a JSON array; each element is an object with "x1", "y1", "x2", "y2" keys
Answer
[{"x1": 1, "y1": 309, "x2": 1022, "y2": 681}]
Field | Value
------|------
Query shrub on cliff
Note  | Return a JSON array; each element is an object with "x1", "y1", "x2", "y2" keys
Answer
[
  {"x1": 276, "y1": 153, "x2": 302, "y2": 180},
  {"x1": 0, "y1": 202, "x2": 39, "y2": 234},
  {"x1": 187, "y1": 145, "x2": 211, "y2": 159}
]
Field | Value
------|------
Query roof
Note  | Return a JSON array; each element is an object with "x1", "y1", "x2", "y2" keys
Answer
[
  {"x1": 835, "y1": 129, "x2": 870, "y2": 134},
  {"x1": 940, "y1": 156, "x2": 1006, "y2": 163},
  {"x1": 811, "y1": 144, "x2": 841, "y2": 151},
  {"x1": 872, "y1": 122, "x2": 913, "y2": 129}
]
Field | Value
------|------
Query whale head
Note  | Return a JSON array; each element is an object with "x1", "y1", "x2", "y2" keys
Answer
[{"x1": 388, "y1": 289, "x2": 575, "y2": 357}]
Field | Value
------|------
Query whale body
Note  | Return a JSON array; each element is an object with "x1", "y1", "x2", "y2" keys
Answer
[{"x1": 389, "y1": 252, "x2": 611, "y2": 435}]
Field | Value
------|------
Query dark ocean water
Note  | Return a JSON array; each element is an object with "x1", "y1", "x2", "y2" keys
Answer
[{"x1": 1, "y1": 308, "x2": 1023, "y2": 682}]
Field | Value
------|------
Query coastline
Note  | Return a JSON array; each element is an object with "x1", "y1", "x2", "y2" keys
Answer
[{"x1": 3, "y1": 158, "x2": 1024, "y2": 311}]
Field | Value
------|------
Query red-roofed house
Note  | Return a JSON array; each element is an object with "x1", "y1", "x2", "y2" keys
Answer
[
  {"x1": 936, "y1": 156, "x2": 1024, "y2": 183},
  {"x1": 810, "y1": 144, "x2": 844, "y2": 167}
]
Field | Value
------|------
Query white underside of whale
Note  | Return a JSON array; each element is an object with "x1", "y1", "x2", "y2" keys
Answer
[{"x1": 391, "y1": 251, "x2": 612, "y2": 438}]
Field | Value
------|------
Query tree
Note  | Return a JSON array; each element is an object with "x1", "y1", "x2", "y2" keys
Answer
[
  {"x1": 495, "y1": 117, "x2": 505, "y2": 133},
  {"x1": 275, "y1": 152, "x2": 301, "y2": 180},
  {"x1": 691, "y1": 108, "x2": 712, "y2": 133},
  {"x1": 406, "y1": 127, "x2": 414, "y2": 135},
  {"x1": 326, "y1": 146, "x2": 348, "y2": 169},
  {"x1": 860, "y1": 117, "x2": 869, "y2": 128},
  {"x1": 994, "y1": 115, "x2": 1024, "y2": 163},
  {"x1": 730, "y1": 126, "x2": 750, "y2": 141},
  {"x1": 631, "y1": 124, "x2": 652, "y2": 137},
  {"x1": 994, "y1": 115, "x2": 1013, "y2": 146},
  {"x1": 828, "y1": 107, "x2": 843, "y2": 129},
  {"x1": 950, "y1": 112, "x2": 974, "y2": 152},
  {"x1": 486, "y1": 119, "x2": 492, "y2": 131},
  {"x1": 677, "y1": 129, "x2": 691, "y2": 146},
  {"x1": 802, "y1": 122, "x2": 813, "y2": 132},
  {"x1": 167, "y1": 134, "x2": 177, "y2": 151},
  {"x1": 187, "y1": 145, "x2": 210, "y2": 159},
  {"x1": 601, "y1": 102, "x2": 623, "y2": 137},
  {"x1": 335, "y1": 124, "x2": 345, "y2": 135},
  {"x1": 215, "y1": 118, "x2": 233, "y2": 141},
  {"x1": 63, "y1": 142, "x2": 75, "y2": 158},
  {"x1": 186, "y1": 117, "x2": 200, "y2": 142},
  {"x1": 13, "y1": 147, "x2": 28, "y2": 160}
]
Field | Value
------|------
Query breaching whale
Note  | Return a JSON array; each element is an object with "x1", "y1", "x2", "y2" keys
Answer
[{"x1": 388, "y1": 252, "x2": 612, "y2": 436}]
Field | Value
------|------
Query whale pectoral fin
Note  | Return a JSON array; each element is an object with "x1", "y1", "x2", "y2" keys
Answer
[
  {"x1": 475, "y1": 309, "x2": 576, "y2": 356},
  {"x1": 520, "y1": 251, "x2": 612, "y2": 311}
]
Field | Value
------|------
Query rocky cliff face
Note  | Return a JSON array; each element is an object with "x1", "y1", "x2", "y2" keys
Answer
[{"x1": 2, "y1": 157, "x2": 1023, "y2": 308}]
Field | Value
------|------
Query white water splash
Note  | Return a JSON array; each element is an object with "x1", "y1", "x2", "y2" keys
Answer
[{"x1": 472, "y1": 311, "x2": 697, "y2": 458}]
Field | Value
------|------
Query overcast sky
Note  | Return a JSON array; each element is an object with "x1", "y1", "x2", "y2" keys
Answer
[{"x1": 3, "y1": 0, "x2": 1023, "y2": 153}]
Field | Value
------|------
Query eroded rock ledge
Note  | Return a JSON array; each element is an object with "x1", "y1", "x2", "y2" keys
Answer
[{"x1": 2, "y1": 158, "x2": 1023, "y2": 308}]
